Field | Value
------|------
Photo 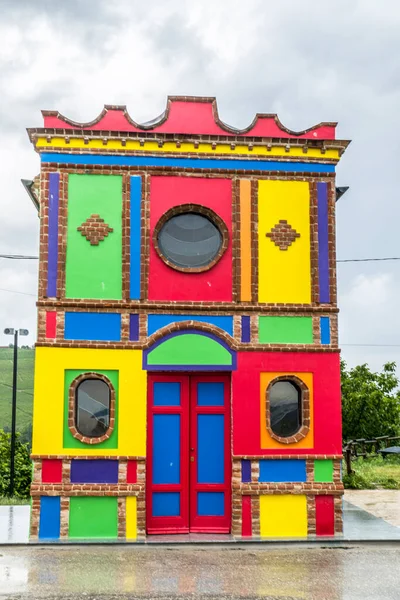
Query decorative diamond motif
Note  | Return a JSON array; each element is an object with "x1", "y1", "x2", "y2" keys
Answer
[
  {"x1": 77, "y1": 214, "x2": 114, "y2": 246},
  {"x1": 266, "y1": 220, "x2": 300, "y2": 251}
]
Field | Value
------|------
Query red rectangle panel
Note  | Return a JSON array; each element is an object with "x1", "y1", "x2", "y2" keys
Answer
[
  {"x1": 241, "y1": 496, "x2": 252, "y2": 537},
  {"x1": 126, "y1": 460, "x2": 137, "y2": 483},
  {"x1": 41, "y1": 459, "x2": 63, "y2": 483},
  {"x1": 148, "y1": 176, "x2": 233, "y2": 302},
  {"x1": 45, "y1": 311, "x2": 57, "y2": 339},
  {"x1": 316, "y1": 495, "x2": 335, "y2": 536}
]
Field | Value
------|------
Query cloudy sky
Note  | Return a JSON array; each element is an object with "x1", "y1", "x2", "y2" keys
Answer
[{"x1": 1, "y1": 0, "x2": 400, "y2": 373}]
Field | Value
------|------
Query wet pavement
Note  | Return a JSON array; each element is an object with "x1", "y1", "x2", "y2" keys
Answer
[{"x1": 0, "y1": 544, "x2": 400, "y2": 599}]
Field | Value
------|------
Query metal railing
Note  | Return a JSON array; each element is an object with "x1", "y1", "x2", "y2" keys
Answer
[{"x1": 343, "y1": 435, "x2": 400, "y2": 475}]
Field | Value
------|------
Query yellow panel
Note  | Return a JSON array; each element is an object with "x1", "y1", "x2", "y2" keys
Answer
[
  {"x1": 258, "y1": 180, "x2": 311, "y2": 303},
  {"x1": 260, "y1": 372, "x2": 314, "y2": 449},
  {"x1": 32, "y1": 347, "x2": 146, "y2": 456},
  {"x1": 35, "y1": 136, "x2": 340, "y2": 160},
  {"x1": 126, "y1": 496, "x2": 137, "y2": 539},
  {"x1": 260, "y1": 495, "x2": 307, "y2": 538}
]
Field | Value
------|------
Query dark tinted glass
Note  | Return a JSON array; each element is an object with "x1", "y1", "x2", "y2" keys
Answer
[
  {"x1": 270, "y1": 381, "x2": 301, "y2": 437},
  {"x1": 158, "y1": 213, "x2": 222, "y2": 268},
  {"x1": 76, "y1": 379, "x2": 110, "y2": 437}
]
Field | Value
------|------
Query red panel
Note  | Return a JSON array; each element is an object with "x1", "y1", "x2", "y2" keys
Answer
[
  {"x1": 42, "y1": 459, "x2": 62, "y2": 483},
  {"x1": 45, "y1": 311, "x2": 57, "y2": 339},
  {"x1": 232, "y1": 352, "x2": 342, "y2": 456},
  {"x1": 241, "y1": 496, "x2": 252, "y2": 537},
  {"x1": 126, "y1": 461, "x2": 137, "y2": 484},
  {"x1": 316, "y1": 495, "x2": 335, "y2": 536},
  {"x1": 148, "y1": 176, "x2": 233, "y2": 302}
]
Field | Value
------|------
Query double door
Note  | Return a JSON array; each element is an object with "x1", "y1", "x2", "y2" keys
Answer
[{"x1": 146, "y1": 374, "x2": 231, "y2": 534}]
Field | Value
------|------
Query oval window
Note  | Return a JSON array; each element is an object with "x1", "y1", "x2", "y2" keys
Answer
[
  {"x1": 157, "y1": 212, "x2": 223, "y2": 269},
  {"x1": 269, "y1": 380, "x2": 301, "y2": 438},
  {"x1": 75, "y1": 379, "x2": 110, "y2": 438}
]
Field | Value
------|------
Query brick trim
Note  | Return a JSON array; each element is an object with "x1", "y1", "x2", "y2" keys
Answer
[
  {"x1": 68, "y1": 373, "x2": 116, "y2": 445},
  {"x1": 152, "y1": 204, "x2": 229, "y2": 273},
  {"x1": 265, "y1": 375, "x2": 310, "y2": 444}
]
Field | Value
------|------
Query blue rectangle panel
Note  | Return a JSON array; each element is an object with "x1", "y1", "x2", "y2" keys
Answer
[
  {"x1": 39, "y1": 496, "x2": 61, "y2": 539},
  {"x1": 153, "y1": 414, "x2": 180, "y2": 484},
  {"x1": 70, "y1": 459, "x2": 119, "y2": 483},
  {"x1": 152, "y1": 492, "x2": 180, "y2": 517},
  {"x1": 130, "y1": 176, "x2": 141, "y2": 299},
  {"x1": 147, "y1": 314, "x2": 234, "y2": 336},
  {"x1": 41, "y1": 153, "x2": 335, "y2": 174},
  {"x1": 153, "y1": 382, "x2": 181, "y2": 406},
  {"x1": 320, "y1": 316, "x2": 331, "y2": 344},
  {"x1": 197, "y1": 414, "x2": 224, "y2": 484},
  {"x1": 197, "y1": 382, "x2": 224, "y2": 406},
  {"x1": 64, "y1": 312, "x2": 121, "y2": 341},
  {"x1": 242, "y1": 459, "x2": 252, "y2": 483},
  {"x1": 197, "y1": 492, "x2": 224, "y2": 516},
  {"x1": 129, "y1": 314, "x2": 139, "y2": 341},
  {"x1": 259, "y1": 459, "x2": 307, "y2": 483}
]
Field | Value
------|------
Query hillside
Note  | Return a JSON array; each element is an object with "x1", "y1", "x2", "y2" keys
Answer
[{"x1": 0, "y1": 347, "x2": 34, "y2": 435}]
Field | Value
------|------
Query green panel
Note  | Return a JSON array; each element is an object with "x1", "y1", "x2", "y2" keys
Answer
[
  {"x1": 314, "y1": 459, "x2": 334, "y2": 483},
  {"x1": 65, "y1": 174, "x2": 123, "y2": 299},
  {"x1": 147, "y1": 334, "x2": 232, "y2": 366},
  {"x1": 69, "y1": 497, "x2": 118, "y2": 538},
  {"x1": 63, "y1": 369, "x2": 118, "y2": 449},
  {"x1": 258, "y1": 316, "x2": 313, "y2": 344}
]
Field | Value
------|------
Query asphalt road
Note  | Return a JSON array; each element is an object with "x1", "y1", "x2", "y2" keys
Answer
[{"x1": 0, "y1": 544, "x2": 399, "y2": 599}]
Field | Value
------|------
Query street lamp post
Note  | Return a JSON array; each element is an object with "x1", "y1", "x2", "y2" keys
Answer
[{"x1": 4, "y1": 328, "x2": 29, "y2": 497}]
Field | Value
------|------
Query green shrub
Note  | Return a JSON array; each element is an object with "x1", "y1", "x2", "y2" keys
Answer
[{"x1": 0, "y1": 429, "x2": 32, "y2": 498}]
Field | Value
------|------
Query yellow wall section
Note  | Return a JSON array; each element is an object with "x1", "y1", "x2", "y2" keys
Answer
[
  {"x1": 260, "y1": 372, "x2": 314, "y2": 449},
  {"x1": 260, "y1": 495, "x2": 308, "y2": 538},
  {"x1": 32, "y1": 347, "x2": 146, "y2": 456},
  {"x1": 35, "y1": 137, "x2": 340, "y2": 160},
  {"x1": 126, "y1": 496, "x2": 137, "y2": 539},
  {"x1": 258, "y1": 180, "x2": 311, "y2": 304}
]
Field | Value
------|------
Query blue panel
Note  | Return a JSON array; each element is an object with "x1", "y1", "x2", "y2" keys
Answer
[
  {"x1": 147, "y1": 315, "x2": 233, "y2": 336},
  {"x1": 320, "y1": 316, "x2": 331, "y2": 344},
  {"x1": 153, "y1": 382, "x2": 181, "y2": 406},
  {"x1": 197, "y1": 414, "x2": 224, "y2": 483},
  {"x1": 130, "y1": 176, "x2": 141, "y2": 300},
  {"x1": 197, "y1": 382, "x2": 224, "y2": 406},
  {"x1": 152, "y1": 492, "x2": 180, "y2": 517},
  {"x1": 39, "y1": 496, "x2": 61, "y2": 539},
  {"x1": 41, "y1": 154, "x2": 335, "y2": 174},
  {"x1": 242, "y1": 459, "x2": 252, "y2": 483},
  {"x1": 153, "y1": 414, "x2": 180, "y2": 484},
  {"x1": 70, "y1": 459, "x2": 118, "y2": 483},
  {"x1": 64, "y1": 312, "x2": 121, "y2": 341},
  {"x1": 197, "y1": 492, "x2": 224, "y2": 516},
  {"x1": 259, "y1": 459, "x2": 307, "y2": 483}
]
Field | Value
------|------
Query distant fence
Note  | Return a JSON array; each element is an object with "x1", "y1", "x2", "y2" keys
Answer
[{"x1": 343, "y1": 435, "x2": 400, "y2": 476}]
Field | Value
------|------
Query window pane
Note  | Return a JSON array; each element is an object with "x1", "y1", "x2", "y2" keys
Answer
[
  {"x1": 76, "y1": 379, "x2": 110, "y2": 437},
  {"x1": 270, "y1": 381, "x2": 301, "y2": 437},
  {"x1": 157, "y1": 213, "x2": 222, "y2": 268}
]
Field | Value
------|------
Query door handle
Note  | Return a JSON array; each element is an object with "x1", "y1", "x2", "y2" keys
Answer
[{"x1": 190, "y1": 456, "x2": 194, "y2": 462}]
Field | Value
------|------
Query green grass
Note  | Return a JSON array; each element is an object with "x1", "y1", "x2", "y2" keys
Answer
[
  {"x1": 0, "y1": 347, "x2": 34, "y2": 433},
  {"x1": 343, "y1": 456, "x2": 400, "y2": 490},
  {"x1": 0, "y1": 497, "x2": 30, "y2": 505}
]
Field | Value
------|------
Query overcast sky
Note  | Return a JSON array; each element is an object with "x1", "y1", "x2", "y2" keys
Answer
[{"x1": 1, "y1": 0, "x2": 400, "y2": 373}]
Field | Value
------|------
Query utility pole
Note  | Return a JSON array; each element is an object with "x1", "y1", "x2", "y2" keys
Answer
[{"x1": 4, "y1": 328, "x2": 29, "y2": 497}]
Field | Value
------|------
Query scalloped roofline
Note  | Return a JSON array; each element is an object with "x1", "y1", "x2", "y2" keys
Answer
[{"x1": 38, "y1": 96, "x2": 340, "y2": 140}]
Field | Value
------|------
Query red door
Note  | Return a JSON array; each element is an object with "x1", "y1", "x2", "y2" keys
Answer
[{"x1": 146, "y1": 374, "x2": 231, "y2": 534}]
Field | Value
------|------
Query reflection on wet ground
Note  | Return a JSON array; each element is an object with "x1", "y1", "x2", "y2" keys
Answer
[{"x1": 0, "y1": 544, "x2": 400, "y2": 599}]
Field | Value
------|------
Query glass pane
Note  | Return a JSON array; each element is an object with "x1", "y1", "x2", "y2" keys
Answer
[
  {"x1": 158, "y1": 213, "x2": 222, "y2": 268},
  {"x1": 197, "y1": 414, "x2": 224, "y2": 483},
  {"x1": 76, "y1": 379, "x2": 110, "y2": 437},
  {"x1": 152, "y1": 414, "x2": 180, "y2": 484},
  {"x1": 197, "y1": 382, "x2": 224, "y2": 406},
  {"x1": 270, "y1": 381, "x2": 301, "y2": 437},
  {"x1": 153, "y1": 382, "x2": 181, "y2": 406}
]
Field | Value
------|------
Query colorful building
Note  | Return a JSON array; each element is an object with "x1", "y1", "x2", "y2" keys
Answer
[{"x1": 26, "y1": 97, "x2": 350, "y2": 541}]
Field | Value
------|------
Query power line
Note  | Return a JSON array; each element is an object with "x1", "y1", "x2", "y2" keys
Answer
[
  {"x1": 0, "y1": 254, "x2": 38, "y2": 260},
  {"x1": 342, "y1": 343, "x2": 400, "y2": 348},
  {"x1": 0, "y1": 288, "x2": 36, "y2": 297},
  {"x1": 337, "y1": 257, "x2": 400, "y2": 263}
]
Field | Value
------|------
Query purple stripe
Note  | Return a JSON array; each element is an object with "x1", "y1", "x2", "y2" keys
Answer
[
  {"x1": 129, "y1": 314, "x2": 139, "y2": 341},
  {"x1": 317, "y1": 182, "x2": 330, "y2": 303},
  {"x1": 242, "y1": 459, "x2": 252, "y2": 483},
  {"x1": 47, "y1": 173, "x2": 60, "y2": 297},
  {"x1": 241, "y1": 316, "x2": 251, "y2": 342}
]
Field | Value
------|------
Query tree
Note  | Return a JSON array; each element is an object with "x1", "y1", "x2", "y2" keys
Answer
[
  {"x1": 341, "y1": 361, "x2": 400, "y2": 441},
  {"x1": 0, "y1": 430, "x2": 32, "y2": 498}
]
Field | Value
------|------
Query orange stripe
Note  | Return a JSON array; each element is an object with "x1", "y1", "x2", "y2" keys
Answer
[{"x1": 240, "y1": 179, "x2": 252, "y2": 301}]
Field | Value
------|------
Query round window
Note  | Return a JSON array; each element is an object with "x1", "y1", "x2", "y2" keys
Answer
[{"x1": 156, "y1": 211, "x2": 224, "y2": 270}]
